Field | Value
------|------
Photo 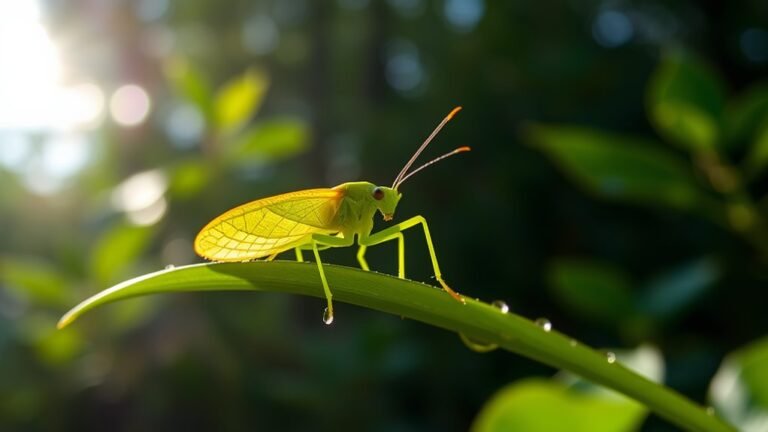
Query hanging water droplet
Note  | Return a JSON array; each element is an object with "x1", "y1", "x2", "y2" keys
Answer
[
  {"x1": 322, "y1": 307, "x2": 334, "y2": 325},
  {"x1": 164, "y1": 264, "x2": 175, "y2": 270},
  {"x1": 605, "y1": 351, "x2": 617, "y2": 364},
  {"x1": 459, "y1": 333, "x2": 498, "y2": 353},
  {"x1": 535, "y1": 318, "x2": 552, "y2": 332},
  {"x1": 491, "y1": 300, "x2": 509, "y2": 314},
  {"x1": 706, "y1": 406, "x2": 715, "y2": 416}
]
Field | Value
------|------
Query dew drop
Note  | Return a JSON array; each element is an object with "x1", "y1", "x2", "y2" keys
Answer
[
  {"x1": 605, "y1": 351, "x2": 617, "y2": 364},
  {"x1": 535, "y1": 318, "x2": 552, "y2": 332},
  {"x1": 459, "y1": 333, "x2": 498, "y2": 353},
  {"x1": 706, "y1": 406, "x2": 715, "y2": 416},
  {"x1": 322, "y1": 307, "x2": 334, "y2": 325},
  {"x1": 164, "y1": 264, "x2": 175, "y2": 270},
  {"x1": 569, "y1": 339, "x2": 578, "y2": 347},
  {"x1": 491, "y1": 300, "x2": 509, "y2": 314}
]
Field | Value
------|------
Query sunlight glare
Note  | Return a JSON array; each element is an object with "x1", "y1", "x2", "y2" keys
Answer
[{"x1": 0, "y1": 0, "x2": 105, "y2": 131}]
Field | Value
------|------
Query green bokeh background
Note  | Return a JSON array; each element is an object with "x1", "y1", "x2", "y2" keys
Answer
[{"x1": 1, "y1": 0, "x2": 768, "y2": 430}]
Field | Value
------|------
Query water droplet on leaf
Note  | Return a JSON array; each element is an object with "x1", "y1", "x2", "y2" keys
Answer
[
  {"x1": 535, "y1": 318, "x2": 552, "y2": 332},
  {"x1": 491, "y1": 300, "x2": 509, "y2": 313},
  {"x1": 164, "y1": 264, "x2": 175, "y2": 270},
  {"x1": 459, "y1": 333, "x2": 498, "y2": 353},
  {"x1": 605, "y1": 351, "x2": 616, "y2": 363}
]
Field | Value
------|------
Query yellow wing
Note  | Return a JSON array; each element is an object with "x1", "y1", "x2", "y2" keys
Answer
[{"x1": 194, "y1": 188, "x2": 344, "y2": 262}]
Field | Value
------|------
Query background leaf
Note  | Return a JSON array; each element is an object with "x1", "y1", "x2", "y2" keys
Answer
[
  {"x1": 89, "y1": 223, "x2": 154, "y2": 286},
  {"x1": 0, "y1": 257, "x2": 72, "y2": 308},
  {"x1": 214, "y1": 69, "x2": 269, "y2": 136},
  {"x1": 165, "y1": 58, "x2": 214, "y2": 122},
  {"x1": 471, "y1": 379, "x2": 647, "y2": 432},
  {"x1": 527, "y1": 124, "x2": 708, "y2": 211},
  {"x1": 710, "y1": 337, "x2": 768, "y2": 432},
  {"x1": 548, "y1": 259, "x2": 635, "y2": 325},
  {"x1": 726, "y1": 82, "x2": 768, "y2": 150},
  {"x1": 225, "y1": 117, "x2": 310, "y2": 164},
  {"x1": 168, "y1": 159, "x2": 211, "y2": 200},
  {"x1": 638, "y1": 257, "x2": 720, "y2": 320},
  {"x1": 647, "y1": 51, "x2": 726, "y2": 152}
]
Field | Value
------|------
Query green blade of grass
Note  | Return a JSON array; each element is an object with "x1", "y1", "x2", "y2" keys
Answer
[{"x1": 58, "y1": 261, "x2": 734, "y2": 432}]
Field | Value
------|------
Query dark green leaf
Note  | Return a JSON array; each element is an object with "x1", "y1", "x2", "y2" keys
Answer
[
  {"x1": 89, "y1": 223, "x2": 153, "y2": 286},
  {"x1": 647, "y1": 51, "x2": 726, "y2": 152},
  {"x1": 744, "y1": 126, "x2": 768, "y2": 176},
  {"x1": 17, "y1": 314, "x2": 84, "y2": 366},
  {"x1": 726, "y1": 82, "x2": 768, "y2": 148},
  {"x1": 528, "y1": 124, "x2": 707, "y2": 211},
  {"x1": 548, "y1": 259, "x2": 635, "y2": 325},
  {"x1": 639, "y1": 257, "x2": 719, "y2": 319},
  {"x1": 0, "y1": 257, "x2": 72, "y2": 307}
]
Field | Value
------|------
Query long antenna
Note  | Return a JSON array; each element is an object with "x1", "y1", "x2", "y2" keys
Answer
[
  {"x1": 394, "y1": 146, "x2": 471, "y2": 189},
  {"x1": 392, "y1": 106, "x2": 462, "y2": 189}
]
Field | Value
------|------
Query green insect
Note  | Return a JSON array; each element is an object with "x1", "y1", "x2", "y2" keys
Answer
[{"x1": 194, "y1": 107, "x2": 469, "y2": 323}]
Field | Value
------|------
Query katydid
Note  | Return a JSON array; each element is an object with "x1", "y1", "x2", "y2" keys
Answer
[{"x1": 195, "y1": 107, "x2": 469, "y2": 323}]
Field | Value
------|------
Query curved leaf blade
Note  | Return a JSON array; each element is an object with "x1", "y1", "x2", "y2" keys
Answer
[{"x1": 58, "y1": 261, "x2": 734, "y2": 432}]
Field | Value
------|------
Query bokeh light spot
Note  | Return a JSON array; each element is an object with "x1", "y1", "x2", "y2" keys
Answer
[
  {"x1": 242, "y1": 15, "x2": 279, "y2": 55},
  {"x1": 165, "y1": 104, "x2": 204, "y2": 149},
  {"x1": 112, "y1": 169, "x2": 168, "y2": 213},
  {"x1": 592, "y1": 10, "x2": 634, "y2": 48},
  {"x1": 110, "y1": 84, "x2": 151, "y2": 127},
  {"x1": 111, "y1": 169, "x2": 169, "y2": 226},
  {"x1": 740, "y1": 28, "x2": 768, "y2": 63},
  {"x1": 385, "y1": 39, "x2": 425, "y2": 95},
  {"x1": 443, "y1": 0, "x2": 485, "y2": 32}
]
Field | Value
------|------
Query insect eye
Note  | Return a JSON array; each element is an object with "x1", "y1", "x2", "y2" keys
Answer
[{"x1": 372, "y1": 187, "x2": 384, "y2": 200}]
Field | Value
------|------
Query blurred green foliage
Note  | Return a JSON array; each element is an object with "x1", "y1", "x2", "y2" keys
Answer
[
  {"x1": 1, "y1": 0, "x2": 768, "y2": 430},
  {"x1": 473, "y1": 346, "x2": 663, "y2": 432}
]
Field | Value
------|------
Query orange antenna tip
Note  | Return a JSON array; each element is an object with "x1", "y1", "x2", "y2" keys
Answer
[
  {"x1": 447, "y1": 106, "x2": 462, "y2": 120},
  {"x1": 457, "y1": 146, "x2": 471, "y2": 152}
]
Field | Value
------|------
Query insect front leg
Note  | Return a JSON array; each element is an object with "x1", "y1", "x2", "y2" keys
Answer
[
  {"x1": 356, "y1": 246, "x2": 369, "y2": 271},
  {"x1": 356, "y1": 233, "x2": 405, "y2": 278},
  {"x1": 361, "y1": 216, "x2": 464, "y2": 304},
  {"x1": 310, "y1": 233, "x2": 355, "y2": 324}
]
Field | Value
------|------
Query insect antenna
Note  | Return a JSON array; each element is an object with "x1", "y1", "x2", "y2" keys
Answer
[
  {"x1": 392, "y1": 106, "x2": 463, "y2": 189},
  {"x1": 394, "y1": 146, "x2": 471, "y2": 189}
]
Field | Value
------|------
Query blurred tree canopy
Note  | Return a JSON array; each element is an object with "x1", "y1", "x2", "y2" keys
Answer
[{"x1": 1, "y1": 0, "x2": 768, "y2": 430}]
